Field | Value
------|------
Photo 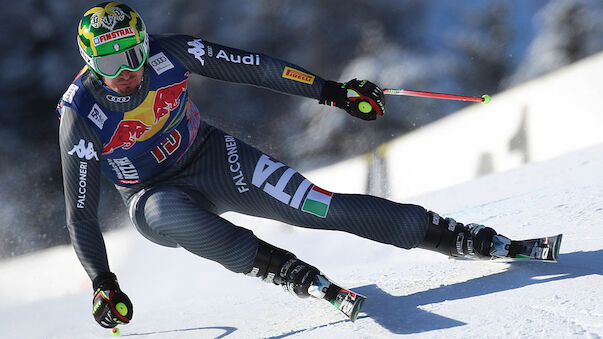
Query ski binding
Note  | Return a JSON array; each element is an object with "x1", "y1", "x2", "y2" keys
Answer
[{"x1": 491, "y1": 234, "x2": 563, "y2": 262}]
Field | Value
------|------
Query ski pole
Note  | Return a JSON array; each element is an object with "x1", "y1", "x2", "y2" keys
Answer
[{"x1": 383, "y1": 89, "x2": 491, "y2": 104}]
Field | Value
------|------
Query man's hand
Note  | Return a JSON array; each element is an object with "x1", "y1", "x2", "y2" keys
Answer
[
  {"x1": 92, "y1": 272, "x2": 133, "y2": 328},
  {"x1": 319, "y1": 79, "x2": 386, "y2": 120}
]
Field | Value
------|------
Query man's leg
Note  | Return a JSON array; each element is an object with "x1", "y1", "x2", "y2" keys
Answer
[
  {"x1": 128, "y1": 184, "x2": 327, "y2": 298},
  {"x1": 183, "y1": 130, "x2": 498, "y2": 257},
  {"x1": 180, "y1": 130, "x2": 429, "y2": 250},
  {"x1": 168, "y1": 129, "x2": 499, "y2": 296},
  {"x1": 128, "y1": 185, "x2": 258, "y2": 273}
]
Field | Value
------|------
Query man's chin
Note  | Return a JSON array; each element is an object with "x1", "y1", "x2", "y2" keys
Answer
[{"x1": 118, "y1": 86, "x2": 138, "y2": 96}]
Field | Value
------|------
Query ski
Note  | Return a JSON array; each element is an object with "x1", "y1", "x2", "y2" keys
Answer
[
  {"x1": 492, "y1": 234, "x2": 563, "y2": 262},
  {"x1": 309, "y1": 275, "x2": 366, "y2": 322},
  {"x1": 327, "y1": 286, "x2": 366, "y2": 322}
]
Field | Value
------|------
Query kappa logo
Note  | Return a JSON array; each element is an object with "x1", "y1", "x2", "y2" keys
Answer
[
  {"x1": 68, "y1": 139, "x2": 99, "y2": 161},
  {"x1": 187, "y1": 39, "x2": 205, "y2": 66},
  {"x1": 88, "y1": 103, "x2": 108, "y2": 129},
  {"x1": 149, "y1": 52, "x2": 174, "y2": 75}
]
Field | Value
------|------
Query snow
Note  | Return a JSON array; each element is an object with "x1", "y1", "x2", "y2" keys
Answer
[{"x1": 1, "y1": 144, "x2": 602, "y2": 338}]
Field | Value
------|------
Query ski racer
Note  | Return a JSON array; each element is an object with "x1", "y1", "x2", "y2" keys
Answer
[{"x1": 58, "y1": 2, "x2": 508, "y2": 328}]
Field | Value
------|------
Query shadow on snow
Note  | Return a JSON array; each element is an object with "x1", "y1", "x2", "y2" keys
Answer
[
  {"x1": 122, "y1": 326, "x2": 236, "y2": 338},
  {"x1": 272, "y1": 249, "x2": 602, "y2": 337},
  {"x1": 355, "y1": 249, "x2": 603, "y2": 335}
]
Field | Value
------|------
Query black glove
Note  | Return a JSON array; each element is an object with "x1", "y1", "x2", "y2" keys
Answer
[
  {"x1": 319, "y1": 79, "x2": 385, "y2": 120},
  {"x1": 92, "y1": 272, "x2": 133, "y2": 328}
]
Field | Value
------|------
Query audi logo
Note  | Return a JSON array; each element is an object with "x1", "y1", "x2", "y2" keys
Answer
[{"x1": 106, "y1": 94, "x2": 131, "y2": 103}]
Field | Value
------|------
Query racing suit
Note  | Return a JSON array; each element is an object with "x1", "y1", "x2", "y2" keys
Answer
[{"x1": 57, "y1": 34, "x2": 428, "y2": 280}]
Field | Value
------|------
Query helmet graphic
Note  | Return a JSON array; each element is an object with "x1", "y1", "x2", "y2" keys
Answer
[{"x1": 77, "y1": 2, "x2": 149, "y2": 78}]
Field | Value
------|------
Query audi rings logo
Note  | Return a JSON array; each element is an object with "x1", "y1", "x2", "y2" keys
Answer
[
  {"x1": 149, "y1": 52, "x2": 174, "y2": 75},
  {"x1": 106, "y1": 94, "x2": 131, "y2": 103},
  {"x1": 151, "y1": 55, "x2": 166, "y2": 67}
]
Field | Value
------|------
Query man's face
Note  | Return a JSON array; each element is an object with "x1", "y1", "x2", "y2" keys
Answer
[{"x1": 102, "y1": 67, "x2": 144, "y2": 96}]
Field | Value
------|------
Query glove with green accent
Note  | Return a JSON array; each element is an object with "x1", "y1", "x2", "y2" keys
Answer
[
  {"x1": 319, "y1": 79, "x2": 386, "y2": 120},
  {"x1": 92, "y1": 272, "x2": 133, "y2": 328}
]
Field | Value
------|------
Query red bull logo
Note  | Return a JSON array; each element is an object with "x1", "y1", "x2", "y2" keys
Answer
[
  {"x1": 153, "y1": 79, "x2": 188, "y2": 123},
  {"x1": 103, "y1": 120, "x2": 151, "y2": 154},
  {"x1": 102, "y1": 79, "x2": 188, "y2": 155}
]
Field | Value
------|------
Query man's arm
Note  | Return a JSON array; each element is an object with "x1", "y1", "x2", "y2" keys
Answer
[
  {"x1": 59, "y1": 106, "x2": 134, "y2": 328},
  {"x1": 58, "y1": 105, "x2": 109, "y2": 280},
  {"x1": 153, "y1": 34, "x2": 385, "y2": 120},
  {"x1": 153, "y1": 34, "x2": 326, "y2": 100}
]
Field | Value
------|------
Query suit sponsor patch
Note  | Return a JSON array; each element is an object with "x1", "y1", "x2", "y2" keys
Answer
[
  {"x1": 149, "y1": 52, "x2": 174, "y2": 75},
  {"x1": 62, "y1": 84, "x2": 79, "y2": 104},
  {"x1": 282, "y1": 67, "x2": 315, "y2": 85},
  {"x1": 88, "y1": 104, "x2": 108, "y2": 129}
]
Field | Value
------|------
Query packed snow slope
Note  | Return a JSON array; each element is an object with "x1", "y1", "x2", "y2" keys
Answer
[{"x1": 1, "y1": 144, "x2": 602, "y2": 339}]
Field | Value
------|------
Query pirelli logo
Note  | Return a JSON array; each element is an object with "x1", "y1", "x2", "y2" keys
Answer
[{"x1": 282, "y1": 66, "x2": 315, "y2": 85}]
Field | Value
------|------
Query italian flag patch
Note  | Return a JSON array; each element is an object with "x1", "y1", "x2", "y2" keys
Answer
[{"x1": 302, "y1": 185, "x2": 333, "y2": 218}]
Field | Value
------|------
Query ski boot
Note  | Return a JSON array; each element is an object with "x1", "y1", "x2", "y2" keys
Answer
[
  {"x1": 247, "y1": 240, "x2": 318, "y2": 297},
  {"x1": 247, "y1": 240, "x2": 366, "y2": 321},
  {"x1": 418, "y1": 211, "x2": 511, "y2": 259}
]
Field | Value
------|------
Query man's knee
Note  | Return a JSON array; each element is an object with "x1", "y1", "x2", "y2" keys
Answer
[{"x1": 128, "y1": 186, "x2": 211, "y2": 247}]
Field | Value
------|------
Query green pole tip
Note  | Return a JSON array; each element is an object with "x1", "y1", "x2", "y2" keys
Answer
[{"x1": 481, "y1": 94, "x2": 491, "y2": 104}]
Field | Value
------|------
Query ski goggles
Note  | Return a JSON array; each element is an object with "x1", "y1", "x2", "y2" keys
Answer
[
  {"x1": 91, "y1": 42, "x2": 148, "y2": 78},
  {"x1": 79, "y1": 37, "x2": 149, "y2": 78}
]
